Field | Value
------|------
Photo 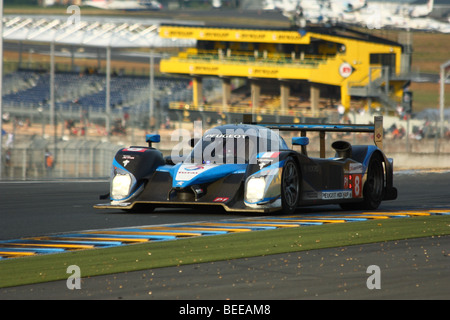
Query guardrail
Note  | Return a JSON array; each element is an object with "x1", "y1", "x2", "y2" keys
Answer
[{"x1": 177, "y1": 49, "x2": 329, "y2": 68}]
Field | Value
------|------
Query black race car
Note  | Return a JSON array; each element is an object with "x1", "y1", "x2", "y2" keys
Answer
[{"x1": 94, "y1": 116, "x2": 397, "y2": 213}]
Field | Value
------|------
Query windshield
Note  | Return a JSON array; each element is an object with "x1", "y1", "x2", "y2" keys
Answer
[{"x1": 185, "y1": 127, "x2": 287, "y2": 165}]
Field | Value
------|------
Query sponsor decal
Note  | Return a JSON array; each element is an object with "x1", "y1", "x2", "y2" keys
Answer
[
  {"x1": 339, "y1": 62, "x2": 353, "y2": 78},
  {"x1": 193, "y1": 186, "x2": 204, "y2": 194},
  {"x1": 257, "y1": 152, "x2": 280, "y2": 159},
  {"x1": 213, "y1": 197, "x2": 229, "y2": 202},
  {"x1": 175, "y1": 164, "x2": 217, "y2": 181},
  {"x1": 321, "y1": 190, "x2": 352, "y2": 200},
  {"x1": 348, "y1": 163, "x2": 363, "y2": 173},
  {"x1": 258, "y1": 159, "x2": 272, "y2": 170},
  {"x1": 184, "y1": 165, "x2": 204, "y2": 171},
  {"x1": 123, "y1": 147, "x2": 146, "y2": 152},
  {"x1": 204, "y1": 133, "x2": 248, "y2": 139},
  {"x1": 120, "y1": 155, "x2": 135, "y2": 167}
]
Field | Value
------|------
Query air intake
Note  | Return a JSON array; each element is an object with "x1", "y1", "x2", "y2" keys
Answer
[{"x1": 331, "y1": 141, "x2": 352, "y2": 159}]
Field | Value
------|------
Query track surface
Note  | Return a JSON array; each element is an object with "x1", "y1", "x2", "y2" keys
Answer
[
  {"x1": 0, "y1": 171, "x2": 449, "y2": 299},
  {"x1": 1, "y1": 236, "x2": 448, "y2": 300},
  {"x1": 1, "y1": 171, "x2": 450, "y2": 240}
]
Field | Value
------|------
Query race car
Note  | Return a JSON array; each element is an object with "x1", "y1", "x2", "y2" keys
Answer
[{"x1": 94, "y1": 116, "x2": 397, "y2": 214}]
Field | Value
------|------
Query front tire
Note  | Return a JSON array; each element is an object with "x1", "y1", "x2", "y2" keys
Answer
[{"x1": 280, "y1": 157, "x2": 300, "y2": 214}]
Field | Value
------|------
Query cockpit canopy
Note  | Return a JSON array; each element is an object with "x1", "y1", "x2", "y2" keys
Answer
[{"x1": 185, "y1": 124, "x2": 288, "y2": 164}]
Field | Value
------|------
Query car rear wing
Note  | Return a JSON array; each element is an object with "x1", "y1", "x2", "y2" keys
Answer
[{"x1": 244, "y1": 115, "x2": 384, "y2": 158}]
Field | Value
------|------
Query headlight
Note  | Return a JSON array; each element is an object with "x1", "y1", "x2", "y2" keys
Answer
[
  {"x1": 111, "y1": 174, "x2": 132, "y2": 200},
  {"x1": 245, "y1": 177, "x2": 266, "y2": 202}
]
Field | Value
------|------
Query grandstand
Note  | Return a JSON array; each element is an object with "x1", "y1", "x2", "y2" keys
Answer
[
  {"x1": 2, "y1": 69, "x2": 193, "y2": 129},
  {"x1": 1, "y1": 15, "x2": 196, "y2": 139},
  {"x1": 159, "y1": 24, "x2": 413, "y2": 121},
  {"x1": 0, "y1": 16, "x2": 417, "y2": 129}
]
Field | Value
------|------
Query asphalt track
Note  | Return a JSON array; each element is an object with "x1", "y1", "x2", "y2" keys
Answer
[{"x1": 0, "y1": 170, "x2": 449, "y2": 300}]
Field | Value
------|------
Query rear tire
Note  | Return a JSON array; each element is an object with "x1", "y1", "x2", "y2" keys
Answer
[
  {"x1": 340, "y1": 153, "x2": 384, "y2": 211},
  {"x1": 362, "y1": 153, "x2": 385, "y2": 209}
]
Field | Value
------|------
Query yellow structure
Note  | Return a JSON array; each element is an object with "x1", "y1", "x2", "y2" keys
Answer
[{"x1": 159, "y1": 24, "x2": 409, "y2": 115}]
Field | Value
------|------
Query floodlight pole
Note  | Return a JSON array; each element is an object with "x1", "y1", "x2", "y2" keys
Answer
[
  {"x1": 440, "y1": 60, "x2": 450, "y2": 138},
  {"x1": 106, "y1": 46, "x2": 111, "y2": 138},
  {"x1": 50, "y1": 41, "x2": 57, "y2": 161},
  {"x1": 149, "y1": 49, "x2": 155, "y2": 132},
  {"x1": 50, "y1": 42, "x2": 55, "y2": 129},
  {"x1": 0, "y1": 0, "x2": 3, "y2": 179}
]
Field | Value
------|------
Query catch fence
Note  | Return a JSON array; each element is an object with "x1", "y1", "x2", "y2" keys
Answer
[
  {"x1": 1, "y1": 137, "x2": 121, "y2": 180},
  {"x1": 1, "y1": 113, "x2": 450, "y2": 180}
]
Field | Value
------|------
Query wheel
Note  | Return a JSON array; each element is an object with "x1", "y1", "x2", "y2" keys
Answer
[
  {"x1": 340, "y1": 153, "x2": 384, "y2": 211},
  {"x1": 280, "y1": 157, "x2": 300, "y2": 214},
  {"x1": 362, "y1": 153, "x2": 385, "y2": 209}
]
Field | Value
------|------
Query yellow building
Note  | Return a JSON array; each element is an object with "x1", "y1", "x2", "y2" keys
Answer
[{"x1": 159, "y1": 24, "x2": 409, "y2": 117}]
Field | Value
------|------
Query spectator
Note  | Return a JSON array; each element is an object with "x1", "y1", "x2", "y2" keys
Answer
[
  {"x1": 337, "y1": 104, "x2": 345, "y2": 121},
  {"x1": 45, "y1": 149, "x2": 54, "y2": 171}
]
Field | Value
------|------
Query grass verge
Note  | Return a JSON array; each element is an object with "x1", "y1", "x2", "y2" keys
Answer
[{"x1": 0, "y1": 215, "x2": 449, "y2": 288}]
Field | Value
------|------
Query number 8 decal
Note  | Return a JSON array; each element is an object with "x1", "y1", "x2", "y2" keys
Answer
[{"x1": 353, "y1": 174, "x2": 362, "y2": 198}]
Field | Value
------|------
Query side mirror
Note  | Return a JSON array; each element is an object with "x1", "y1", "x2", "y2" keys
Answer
[
  {"x1": 146, "y1": 134, "x2": 160, "y2": 148},
  {"x1": 292, "y1": 137, "x2": 309, "y2": 146}
]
